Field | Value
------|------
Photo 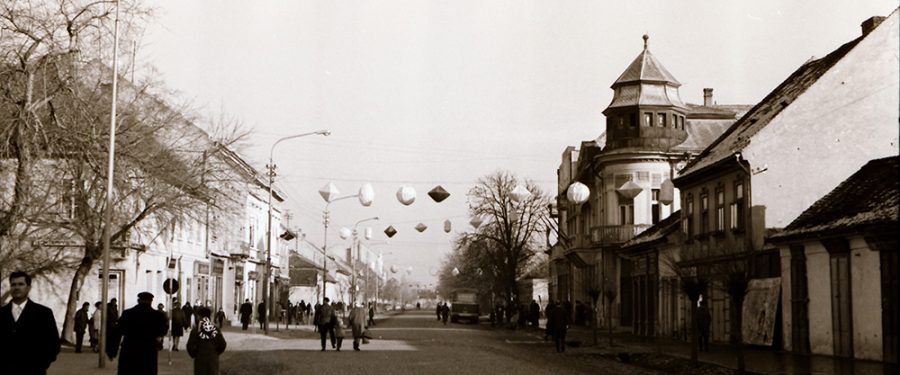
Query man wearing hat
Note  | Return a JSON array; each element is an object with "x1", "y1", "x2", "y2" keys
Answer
[{"x1": 106, "y1": 292, "x2": 168, "y2": 375}]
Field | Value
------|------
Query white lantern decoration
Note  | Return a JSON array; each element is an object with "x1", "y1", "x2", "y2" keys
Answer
[
  {"x1": 566, "y1": 182, "x2": 590, "y2": 204},
  {"x1": 406, "y1": 266, "x2": 413, "y2": 275},
  {"x1": 451, "y1": 267, "x2": 460, "y2": 276},
  {"x1": 659, "y1": 179, "x2": 675, "y2": 205},
  {"x1": 364, "y1": 227, "x2": 373, "y2": 240},
  {"x1": 390, "y1": 265, "x2": 399, "y2": 274},
  {"x1": 339, "y1": 227, "x2": 352, "y2": 240},
  {"x1": 429, "y1": 267, "x2": 438, "y2": 276},
  {"x1": 358, "y1": 183, "x2": 375, "y2": 206},
  {"x1": 396, "y1": 185, "x2": 416, "y2": 205},
  {"x1": 510, "y1": 185, "x2": 532, "y2": 203},
  {"x1": 319, "y1": 182, "x2": 340, "y2": 202},
  {"x1": 469, "y1": 216, "x2": 483, "y2": 228}
]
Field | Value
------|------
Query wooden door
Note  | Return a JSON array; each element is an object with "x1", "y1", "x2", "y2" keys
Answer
[
  {"x1": 790, "y1": 245, "x2": 811, "y2": 354},
  {"x1": 830, "y1": 253, "x2": 853, "y2": 358}
]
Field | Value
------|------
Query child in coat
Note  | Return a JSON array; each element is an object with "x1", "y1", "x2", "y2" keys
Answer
[{"x1": 333, "y1": 315, "x2": 346, "y2": 351}]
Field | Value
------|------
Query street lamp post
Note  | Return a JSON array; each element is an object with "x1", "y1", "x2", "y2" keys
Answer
[
  {"x1": 348, "y1": 217, "x2": 378, "y2": 306},
  {"x1": 263, "y1": 130, "x2": 329, "y2": 335}
]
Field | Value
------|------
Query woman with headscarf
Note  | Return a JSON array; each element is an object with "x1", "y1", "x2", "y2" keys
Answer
[{"x1": 186, "y1": 307, "x2": 227, "y2": 375}]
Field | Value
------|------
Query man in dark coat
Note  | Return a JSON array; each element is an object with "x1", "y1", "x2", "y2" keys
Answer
[
  {"x1": 239, "y1": 299, "x2": 252, "y2": 330},
  {"x1": 106, "y1": 292, "x2": 168, "y2": 375},
  {"x1": 74, "y1": 302, "x2": 91, "y2": 353},
  {"x1": 0, "y1": 271, "x2": 61, "y2": 374},
  {"x1": 181, "y1": 301, "x2": 194, "y2": 330},
  {"x1": 529, "y1": 300, "x2": 541, "y2": 327},
  {"x1": 697, "y1": 299, "x2": 712, "y2": 352},
  {"x1": 257, "y1": 300, "x2": 267, "y2": 330},
  {"x1": 548, "y1": 301, "x2": 569, "y2": 353},
  {"x1": 170, "y1": 303, "x2": 187, "y2": 351},
  {"x1": 316, "y1": 298, "x2": 337, "y2": 351}
]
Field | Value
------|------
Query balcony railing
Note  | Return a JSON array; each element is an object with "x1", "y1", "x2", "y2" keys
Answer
[{"x1": 591, "y1": 224, "x2": 652, "y2": 245}]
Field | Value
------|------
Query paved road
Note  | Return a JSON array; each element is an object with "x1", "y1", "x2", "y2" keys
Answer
[{"x1": 50, "y1": 310, "x2": 660, "y2": 375}]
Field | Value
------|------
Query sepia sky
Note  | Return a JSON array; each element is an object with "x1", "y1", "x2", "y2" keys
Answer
[{"x1": 138, "y1": 0, "x2": 897, "y2": 285}]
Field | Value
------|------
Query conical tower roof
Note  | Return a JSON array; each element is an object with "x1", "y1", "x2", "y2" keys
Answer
[{"x1": 611, "y1": 35, "x2": 680, "y2": 88}]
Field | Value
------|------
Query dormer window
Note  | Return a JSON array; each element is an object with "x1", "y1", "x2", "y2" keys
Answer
[
  {"x1": 658, "y1": 113, "x2": 666, "y2": 127},
  {"x1": 644, "y1": 113, "x2": 653, "y2": 127}
]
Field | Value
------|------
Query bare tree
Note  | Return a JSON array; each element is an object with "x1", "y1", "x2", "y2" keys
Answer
[{"x1": 464, "y1": 170, "x2": 550, "y2": 307}]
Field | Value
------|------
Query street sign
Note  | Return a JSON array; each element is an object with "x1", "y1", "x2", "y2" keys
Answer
[{"x1": 163, "y1": 278, "x2": 179, "y2": 294}]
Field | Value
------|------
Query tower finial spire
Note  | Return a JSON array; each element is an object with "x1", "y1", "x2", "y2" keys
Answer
[{"x1": 643, "y1": 34, "x2": 649, "y2": 50}]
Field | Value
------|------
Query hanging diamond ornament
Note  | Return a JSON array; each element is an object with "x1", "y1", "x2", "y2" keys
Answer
[
  {"x1": 319, "y1": 182, "x2": 340, "y2": 202},
  {"x1": 451, "y1": 267, "x2": 460, "y2": 276},
  {"x1": 616, "y1": 180, "x2": 643, "y2": 199},
  {"x1": 384, "y1": 226, "x2": 397, "y2": 238},
  {"x1": 443, "y1": 219, "x2": 452, "y2": 233},
  {"x1": 396, "y1": 185, "x2": 416, "y2": 205},
  {"x1": 566, "y1": 182, "x2": 590, "y2": 205},
  {"x1": 476, "y1": 268, "x2": 483, "y2": 276},
  {"x1": 428, "y1": 185, "x2": 450, "y2": 203},
  {"x1": 510, "y1": 185, "x2": 532, "y2": 203},
  {"x1": 469, "y1": 216, "x2": 483, "y2": 228},
  {"x1": 415, "y1": 223, "x2": 427, "y2": 232},
  {"x1": 358, "y1": 183, "x2": 375, "y2": 206}
]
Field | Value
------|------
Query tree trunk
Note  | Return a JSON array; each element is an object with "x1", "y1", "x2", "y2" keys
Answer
[{"x1": 61, "y1": 250, "x2": 97, "y2": 344}]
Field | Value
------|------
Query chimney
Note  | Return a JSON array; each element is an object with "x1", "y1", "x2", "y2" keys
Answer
[
  {"x1": 703, "y1": 88, "x2": 714, "y2": 106},
  {"x1": 861, "y1": 16, "x2": 885, "y2": 35}
]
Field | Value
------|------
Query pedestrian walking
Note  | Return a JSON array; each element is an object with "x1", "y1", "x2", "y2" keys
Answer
[
  {"x1": 548, "y1": 301, "x2": 569, "y2": 353},
  {"x1": 367, "y1": 303, "x2": 376, "y2": 327},
  {"x1": 316, "y1": 297, "x2": 337, "y2": 351},
  {"x1": 170, "y1": 302, "x2": 187, "y2": 351},
  {"x1": 441, "y1": 302, "x2": 450, "y2": 325},
  {"x1": 529, "y1": 300, "x2": 540, "y2": 327},
  {"x1": 182, "y1": 301, "x2": 194, "y2": 330},
  {"x1": 333, "y1": 313, "x2": 346, "y2": 351},
  {"x1": 106, "y1": 292, "x2": 168, "y2": 375},
  {"x1": 348, "y1": 303, "x2": 366, "y2": 351},
  {"x1": 435, "y1": 302, "x2": 442, "y2": 321},
  {"x1": 697, "y1": 299, "x2": 712, "y2": 352},
  {"x1": 0, "y1": 271, "x2": 61, "y2": 374},
  {"x1": 74, "y1": 302, "x2": 90, "y2": 353},
  {"x1": 215, "y1": 307, "x2": 226, "y2": 328},
  {"x1": 106, "y1": 298, "x2": 120, "y2": 349},
  {"x1": 543, "y1": 302, "x2": 556, "y2": 341},
  {"x1": 187, "y1": 307, "x2": 227, "y2": 375},
  {"x1": 239, "y1": 299, "x2": 252, "y2": 330},
  {"x1": 257, "y1": 300, "x2": 267, "y2": 330},
  {"x1": 90, "y1": 301, "x2": 102, "y2": 352}
]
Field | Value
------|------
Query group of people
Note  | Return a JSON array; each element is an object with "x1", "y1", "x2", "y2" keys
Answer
[
  {"x1": 238, "y1": 299, "x2": 316, "y2": 331},
  {"x1": 313, "y1": 298, "x2": 373, "y2": 351},
  {"x1": 435, "y1": 301, "x2": 450, "y2": 324},
  {"x1": 0, "y1": 270, "x2": 226, "y2": 375}
]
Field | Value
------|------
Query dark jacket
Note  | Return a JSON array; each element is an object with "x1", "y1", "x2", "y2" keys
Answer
[
  {"x1": 170, "y1": 307, "x2": 187, "y2": 337},
  {"x1": 187, "y1": 317, "x2": 227, "y2": 375},
  {"x1": 107, "y1": 303, "x2": 168, "y2": 375},
  {"x1": 0, "y1": 300, "x2": 61, "y2": 374},
  {"x1": 182, "y1": 304, "x2": 194, "y2": 328},
  {"x1": 74, "y1": 308, "x2": 90, "y2": 333},
  {"x1": 257, "y1": 302, "x2": 267, "y2": 322},
  {"x1": 239, "y1": 302, "x2": 252, "y2": 324},
  {"x1": 316, "y1": 304, "x2": 335, "y2": 326},
  {"x1": 547, "y1": 304, "x2": 569, "y2": 334}
]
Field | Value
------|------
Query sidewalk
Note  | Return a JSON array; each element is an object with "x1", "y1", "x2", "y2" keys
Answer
[{"x1": 512, "y1": 321, "x2": 894, "y2": 375}]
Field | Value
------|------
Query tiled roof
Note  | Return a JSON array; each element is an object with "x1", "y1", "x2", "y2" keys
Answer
[
  {"x1": 612, "y1": 47, "x2": 681, "y2": 88},
  {"x1": 771, "y1": 156, "x2": 899, "y2": 240},
  {"x1": 677, "y1": 36, "x2": 864, "y2": 179},
  {"x1": 673, "y1": 119, "x2": 737, "y2": 153},
  {"x1": 622, "y1": 210, "x2": 682, "y2": 249}
]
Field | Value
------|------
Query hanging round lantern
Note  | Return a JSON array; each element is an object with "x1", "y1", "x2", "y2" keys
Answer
[
  {"x1": 659, "y1": 179, "x2": 675, "y2": 205},
  {"x1": 318, "y1": 182, "x2": 340, "y2": 203},
  {"x1": 364, "y1": 227, "x2": 373, "y2": 240},
  {"x1": 390, "y1": 265, "x2": 399, "y2": 274},
  {"x1": 428, "y1": 185, "x2": 451, "y2": 203},
  {"x1": 429, "y1": 267, "x2": 438, "y2": 276},
  {"x1": 406, "y1": 266, "x2": 413, "y2": 275},
  {"x1": 396, "y1": 185, "x2": 416, "y2": 205},
  {"x1": 415, "y1": 223, "x2": 428, "y2": 233},
  {"x1": 443, "y1": 219, "x2": 452, "y2": 233},
  {"x1": 469, "y1": 216, "x2": 483, "y2": 228},
  {"x1": 338, "y1": 227, "x2": 352, "y2": 240},
  {"x1": 358, "y1": 183, "x2": 375, "y2": 206},
  {"x1": 566, "y1": 182, "x2": 590, "y2": 204},
  {"x1": 451, "y1": 267, "x2": 460, "y2": 276},
  {"x1": 510, "y1": 185, "x2": 532, "y2": 203}
]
